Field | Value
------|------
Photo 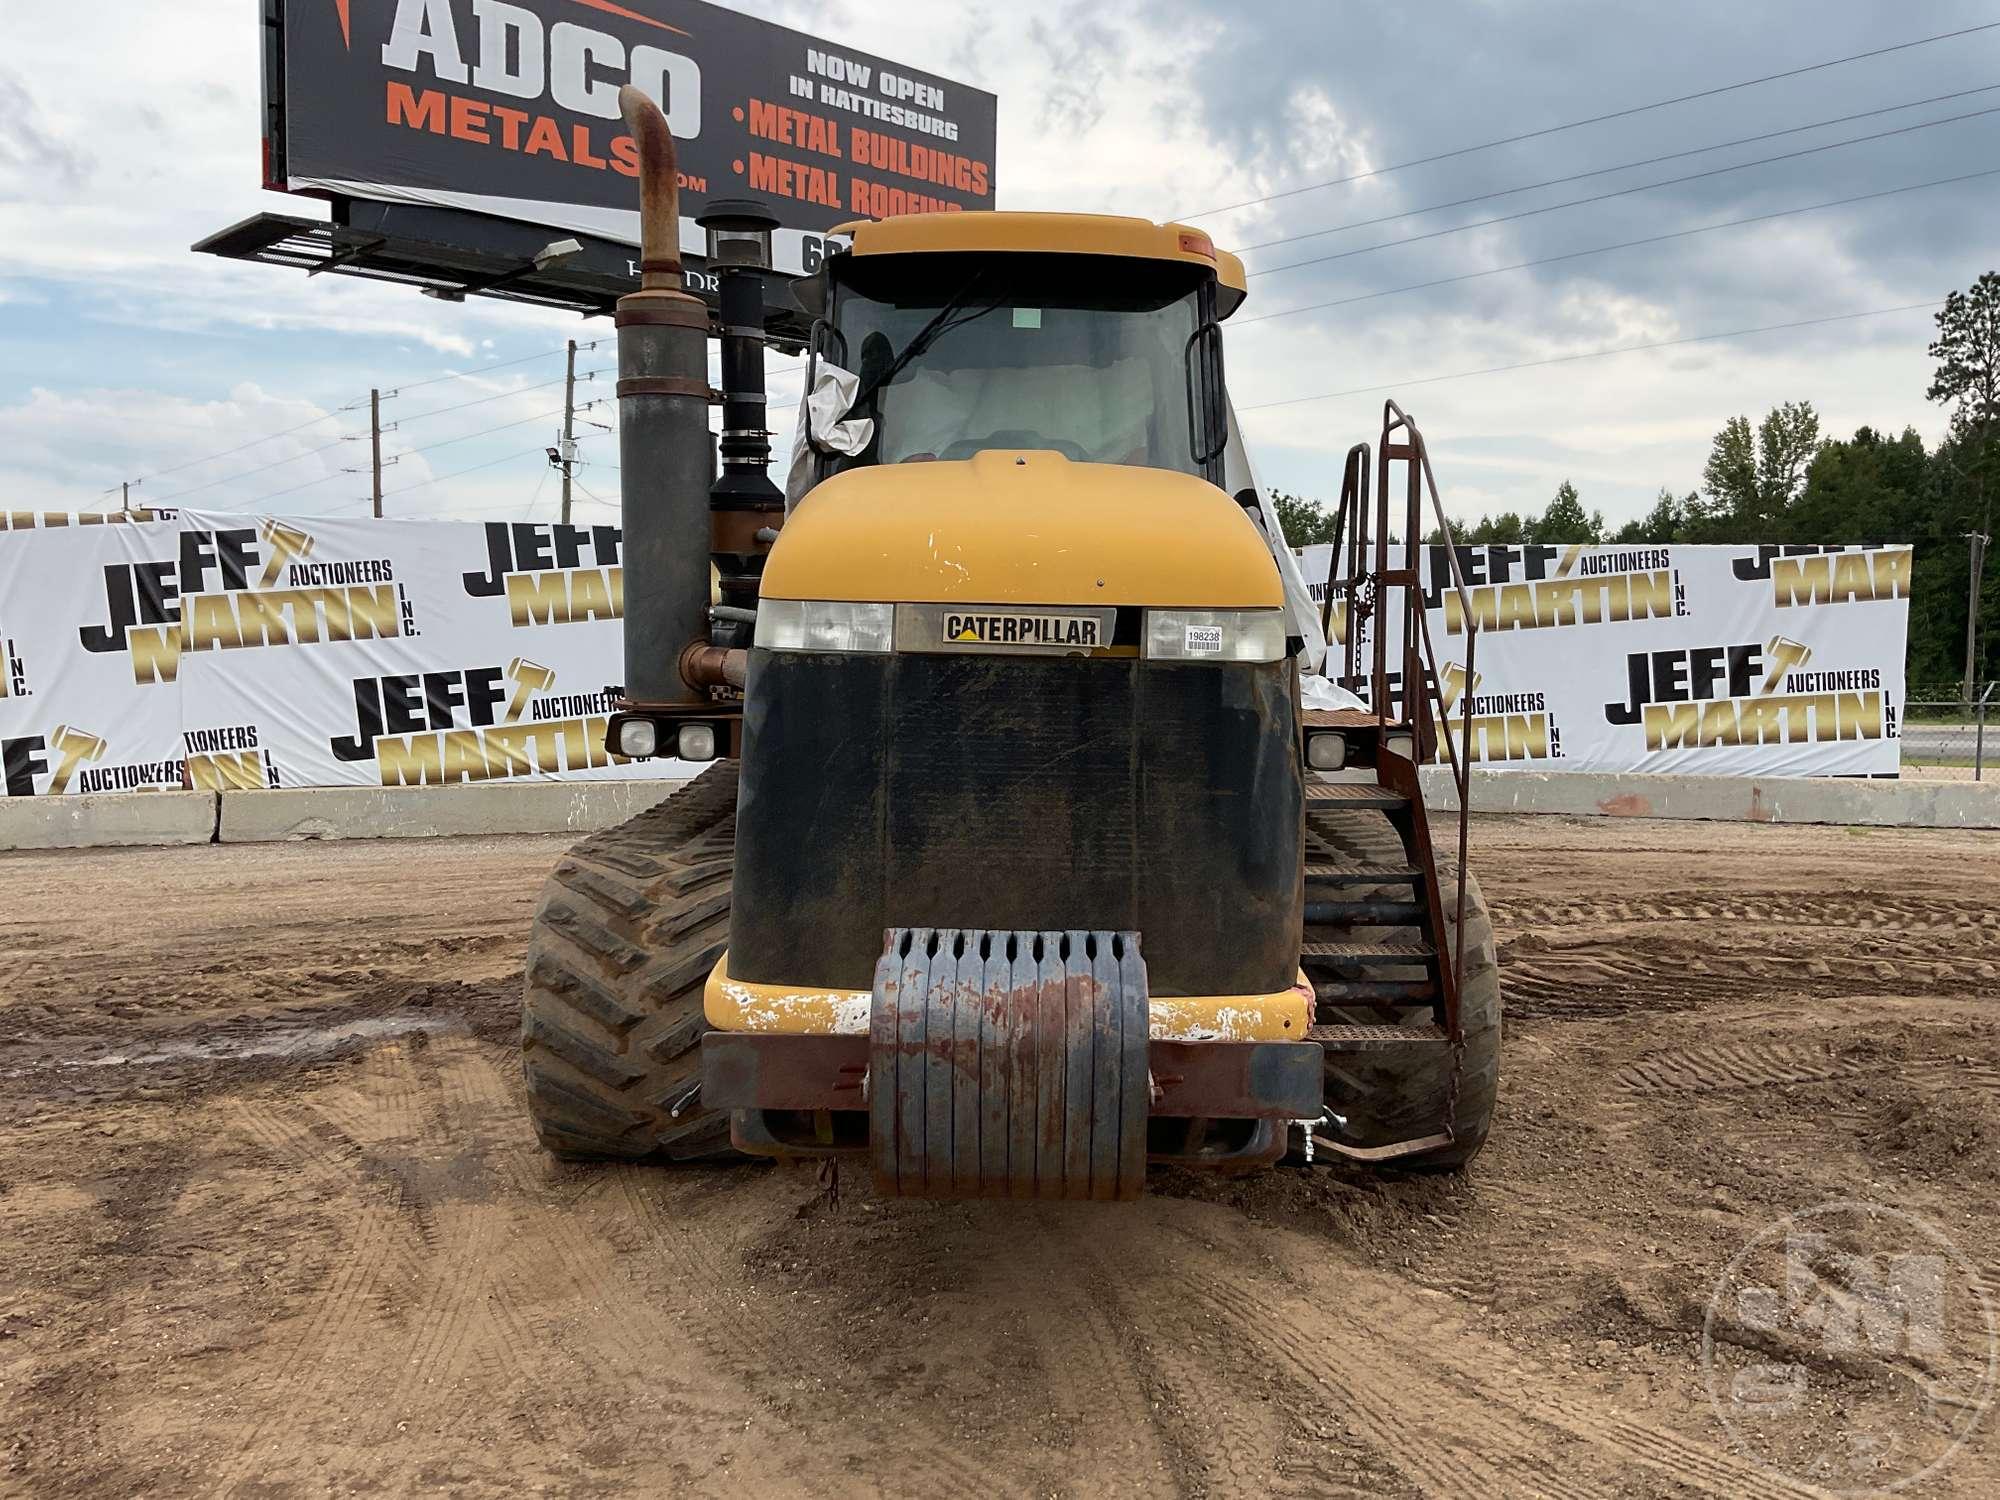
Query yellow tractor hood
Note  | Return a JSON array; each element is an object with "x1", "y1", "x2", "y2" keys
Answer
[{"x1": 761, "y1": 452, "x2": 1284, "y2": 608}]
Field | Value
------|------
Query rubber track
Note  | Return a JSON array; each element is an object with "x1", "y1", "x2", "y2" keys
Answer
[{"x1": 521, "y1": 762, "x2": 741, "y2": 1161}]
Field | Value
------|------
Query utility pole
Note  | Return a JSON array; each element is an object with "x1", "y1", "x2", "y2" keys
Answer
[
  {"x1": 370, "y1": 388, "x2": 384, "y2": 518},
  {"x1": 121, "y1": 481, "x2": 130, "y2": 512},
  {"x1": 1967, "y1": 528, "x2": 1991, "y2": 706},
  {"x1": 559, "y1": 339, "x2": 578, "y2": 525}
]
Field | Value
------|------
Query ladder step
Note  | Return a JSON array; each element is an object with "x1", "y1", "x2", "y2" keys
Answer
[
  {"x1": 1308, "y1": 1023, "x2": 1449, "y2": 1052},
  {"x1": 1305, "y1": 781, "x2": 1406, "y2": 810},
  {"x1": 1302, "y1": 937, "x2": 1434, "y2": 965},
  {"x1": 1304, "y1": 862, "x2": 1421, "y2": 886},
  {"x1": 1304, "y1": 899, "x2": 1425, "y2": 927},
  {"x1": 1313, "y1": 979, "x2": 1437, "y2": 1005}
]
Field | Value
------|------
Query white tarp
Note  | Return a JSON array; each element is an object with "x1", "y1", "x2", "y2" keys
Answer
[{"x1": 1295, "y1": 541, "x2": 1912, "y2": 776}]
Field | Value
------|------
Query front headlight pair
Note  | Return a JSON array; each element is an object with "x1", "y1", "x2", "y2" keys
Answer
[{"x1": 757, "y1": 601, "x2": 1285, "y2": 662}]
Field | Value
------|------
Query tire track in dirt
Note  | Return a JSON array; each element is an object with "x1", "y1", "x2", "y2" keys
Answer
[
  {"x1": 1178, "y1": 1263, "x2": 1824, "y2": 1500},
  {"x1": 611, "y1": 1170, "x2": 1006, "y2": 1500},
  {"x1": 210, "y1": 1052, "x2": 428, "y2": 1494},
  {"x1": 1614, "y1": 1042, "x2": 1875, "y2": 1096},
  {"x1": 982, "y1": 1218, "x2": 1174, "y2": 1491}
]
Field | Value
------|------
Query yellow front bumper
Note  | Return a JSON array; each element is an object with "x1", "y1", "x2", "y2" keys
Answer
[{"x1": 703, "y1": 953, "x2": 1311, "y2": 1043}]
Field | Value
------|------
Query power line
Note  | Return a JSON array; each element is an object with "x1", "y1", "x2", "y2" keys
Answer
[
  {"x1": 381, "y1": 445, "x2": 550, "y2": 502},
  {"x1": 1236, "y1": 300, "x2": 1942, "y2": 413},
  {"x1": 386, "y1": 340, "x2": 602, "y2": 395},
  {"x1": 1180, "y1": 20, "x2": 2000, "y2": 221},
  {"x1": 394, "y1": 371, "x2": 603, "y2": 427},
  {"x1": 120, "y1": 340, "x2": 603, "y2": 492},
  {"x1": 149, "y1": 430, "x2": 360, "y2": 503},
  {"x1": 1246, "y1": 103, "x2": 2000, "y2": 280},
  {"x1": 123, "y1": 402, "x2": 370, "y2": 488},
  {"x1": 1231, "y1": 165, "x2": 2000, "y2": 328},
  {"x1": 1235, "y1": 81, "x2": 2000, "y2": 256}
]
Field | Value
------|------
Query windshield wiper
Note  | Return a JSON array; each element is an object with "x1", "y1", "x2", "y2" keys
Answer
[{"x1": 850, "y1": 274, "x2": 1006, "y2": 413}]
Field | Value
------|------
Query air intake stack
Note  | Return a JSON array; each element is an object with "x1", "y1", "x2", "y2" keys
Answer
[{"x1": 612, "y1": 85, "x2": 716, "y2": 709}]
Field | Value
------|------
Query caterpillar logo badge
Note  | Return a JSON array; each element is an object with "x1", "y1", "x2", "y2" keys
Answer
[
  {"x1": 1423, "y1": 544, "x2": 1682, "y2": 636},
  {"x1": 1436, "y1": 663, "x2": 1564, "y2": 764},
  {"x1": 1605, "y1": 635, "x2": 1887, "y2": 749},
  {"x1": 331, "y1": 657, "x2": 636, "y2": 785},
  {"x1": 1732, "y1": 545, "x2": 1913, "y2": 607},
  {"x1": 463, "y1": 522, "x2": 623, "y2": 627},
  {"x1": 942, "y1": 611, "x2": 1100, "y2": 648},
  {"x1": 78, "y1": 524, "x2": 406, "y2": 686}
]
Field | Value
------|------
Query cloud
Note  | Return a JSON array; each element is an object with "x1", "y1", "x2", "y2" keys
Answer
[
  {"x1": 0, "y1": 72, "x2": 92, "y2": 193},
  {"x1": 4, "y1": 0, "x2": 1996, "y2": 530}
]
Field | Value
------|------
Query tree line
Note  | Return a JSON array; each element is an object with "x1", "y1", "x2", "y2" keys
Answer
[{"x1": 1273, "y1": 274, "x2": 2000, "y2": 693}]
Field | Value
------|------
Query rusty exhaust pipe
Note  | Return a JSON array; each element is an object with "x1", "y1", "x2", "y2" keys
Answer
[{"x1": 614, "y1": 84, "x2": 728, "y2": 706}]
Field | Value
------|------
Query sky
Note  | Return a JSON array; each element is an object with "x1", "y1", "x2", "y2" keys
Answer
[{"x1": 3, "y1": 0, "x2": 1998, "y2": 531}]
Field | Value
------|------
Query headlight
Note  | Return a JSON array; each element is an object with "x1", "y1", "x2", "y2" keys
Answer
[
  {"x1": 758, "y1": 599, "x2": 894, "y2": 653},
  {"x1": 1143, "y1": 608, "x2": 1287, "y2": 663},
  {"x1": 1306, "y1": 731, "x2": 1347, "y2": 770},
  {"x1": 613, "y1": 718, "x2": 658, "y2": 758}
]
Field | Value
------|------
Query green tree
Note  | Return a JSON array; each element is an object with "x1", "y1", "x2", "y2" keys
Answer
[
  {"x1": 1526, "y1": 479, "x2": 1604, "y2": 544},
  {"x1": 1608, "y1": 489, "x2": 1688, "y2": 544},
  {"x1": 1927, "y1": 274, "x2": 2000, "y2": 695},
  {"x1": 1269, "y1": 490, "x2": 1335, "y2": 547},
  {"x1": 1699, "y1": 401, "x2": 1821, "y2": 533}
]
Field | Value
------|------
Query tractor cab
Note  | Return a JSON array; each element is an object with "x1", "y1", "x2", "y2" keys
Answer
[{"x1": 798, "y1": 214, "x2": 1245, "y2": 491}]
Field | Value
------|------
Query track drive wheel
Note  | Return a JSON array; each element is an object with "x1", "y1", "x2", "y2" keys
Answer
[{"x1": 521, "y1": 762, "x2": 743, "y2": 1162}]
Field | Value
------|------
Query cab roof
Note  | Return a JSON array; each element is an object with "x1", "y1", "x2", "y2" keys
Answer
[{"x1": 830, "y1": 211, "x2": 1248, "y2": 318}]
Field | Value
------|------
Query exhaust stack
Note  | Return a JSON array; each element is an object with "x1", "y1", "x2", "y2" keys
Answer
[{"x1": 614, "y1": 85, "x2": 714, "y2": 707}]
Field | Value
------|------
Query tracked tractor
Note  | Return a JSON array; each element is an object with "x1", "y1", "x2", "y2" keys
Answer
[{"x1": 521, "y1": 88, "x2": 1500, "y2": 1198}]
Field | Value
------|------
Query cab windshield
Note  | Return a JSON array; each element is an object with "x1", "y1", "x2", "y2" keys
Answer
[{"x1": 829, "y1": 252, "x2": 1208, "y2": 476}]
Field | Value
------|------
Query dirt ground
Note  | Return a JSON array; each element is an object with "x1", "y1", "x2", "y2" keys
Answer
[{"x1": 1, "y1": 814, "x2": 1996, "y2": 1499}]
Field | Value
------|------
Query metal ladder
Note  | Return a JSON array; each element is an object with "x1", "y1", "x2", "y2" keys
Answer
[{"x1": 1297, "y1": 403, "x2": 1482, "y2": 1153}]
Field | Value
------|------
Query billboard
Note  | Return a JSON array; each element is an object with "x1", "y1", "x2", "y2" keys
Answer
[{"x1": 266, "y1": 0, "x2": 999, "y2": 277}]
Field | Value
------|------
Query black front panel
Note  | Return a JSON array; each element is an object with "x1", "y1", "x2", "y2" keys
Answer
[{"x1": 730, "y1": 651, "x2": 1303, "y2": 997}]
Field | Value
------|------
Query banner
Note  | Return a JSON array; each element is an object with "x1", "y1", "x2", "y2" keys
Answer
[
  {"x1": 269, "y1": 0, "x2": 999, "y2": 276},
  {"x1": 1, "y1": 510, "x2": 695, "y2": 796},
  {"x1": 1297, "y1": 542, "x2": 1912, "y2": 776},
  {"x1": 0, "y1": 523, "x2": 187, "y2": 797},
  {"x1": 0, "y1": 521, "x2": 1914, "y2": 795}
]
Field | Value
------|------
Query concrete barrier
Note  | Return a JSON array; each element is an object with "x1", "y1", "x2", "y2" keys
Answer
[
  {"x1": 216, "y1": 778, "x2": 692, "y2": 843},
  {"x1": 0, "y1": 790, "x2": 218, "y2": 850},
  {"x1": 9, "y1": 770, "x2": 1995, "y2": 853},
  {"x1": 1419, "y1": 766, "x2": 2000, "y2": 829}
]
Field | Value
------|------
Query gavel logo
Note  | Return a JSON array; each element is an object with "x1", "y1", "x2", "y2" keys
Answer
[
  {"x1": 48, "y1": 725, "x2": 108, "y2": 794},
  {"x1": 505, "y1": 658, "x2": 557, "y2": 723},
  {"x1": 258, "y1": 520, "x2": 316, "y2": 588},
  {"x1": 1761, "y1": 635, "x2": 1812, "y2": 697},
  {"x1": 1439, "y1": 662, "x2": 1483, "y2": 714}
]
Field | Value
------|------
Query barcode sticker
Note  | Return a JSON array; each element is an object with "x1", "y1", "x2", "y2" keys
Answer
[{"x1": 1183, "y1": 624, "x2": 1224, "y2": 655}]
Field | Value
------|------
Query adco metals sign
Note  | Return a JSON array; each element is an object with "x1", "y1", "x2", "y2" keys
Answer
[{"x1": 267, "y1": 0, "x2": 998, "y2": 274}]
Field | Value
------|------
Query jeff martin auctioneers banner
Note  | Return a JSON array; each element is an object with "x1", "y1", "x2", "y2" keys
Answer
[
  {"x1": 0, "y1": 514, "x2": 1911, "y2": 797},
  {"x1": 0, "y1": 509, "x2": 693, "y2": 797},
  {"x1": 1297, "y1": 541, "x2": 1912, "y2": 778}
]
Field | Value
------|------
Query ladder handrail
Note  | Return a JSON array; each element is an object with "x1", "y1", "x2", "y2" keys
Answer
[{"x1": 1376, "y1": 400, "x2": 1477, "y2": 1038}]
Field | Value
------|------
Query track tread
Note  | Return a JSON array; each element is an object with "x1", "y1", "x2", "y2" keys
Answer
[{"x1": 521, "y1": 763, "x2": 741, "y2": 1161}]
